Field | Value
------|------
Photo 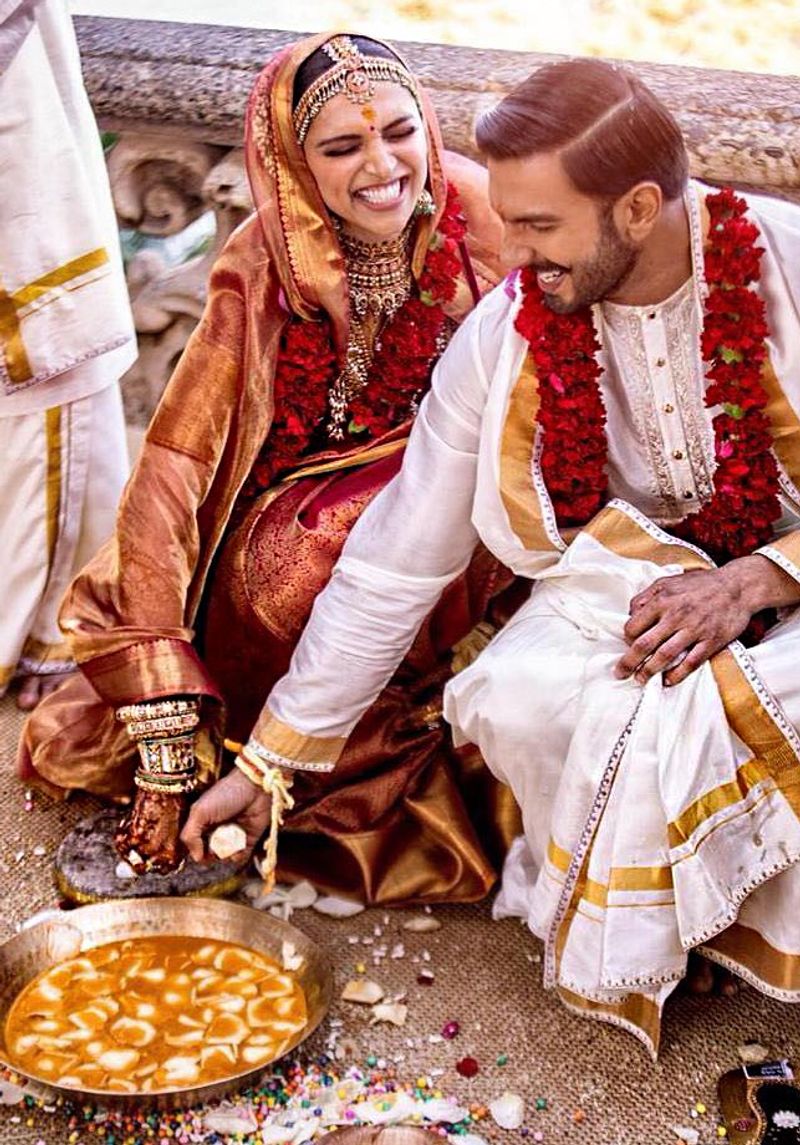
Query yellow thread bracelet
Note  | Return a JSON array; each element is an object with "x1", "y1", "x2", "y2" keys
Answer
[{"x1": 233, "y1": 752, "x2": 295, "y2": 892}]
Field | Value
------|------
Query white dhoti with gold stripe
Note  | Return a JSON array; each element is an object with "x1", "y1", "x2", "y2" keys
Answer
[
  {"x1": 446, "y1": 523, "x2": 800, "y2": 1055},
  {"x1": 0, "y1": 385, "x2": 128, "y2": 694}
]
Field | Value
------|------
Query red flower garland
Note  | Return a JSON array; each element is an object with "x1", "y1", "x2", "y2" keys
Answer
[
  {"x1": 249, "y1": 184, "x2": 467, "y2": 490},
  {"x1": 514, "y1": 187, "x2": 781, "y2": 562},
  {"x1": 513, "y1": 278, "x2": 607, "y2": 526}
]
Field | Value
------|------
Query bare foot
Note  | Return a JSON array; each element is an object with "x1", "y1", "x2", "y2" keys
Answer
[
  {"x1": 15, "y1": 670, "x2": 76, "y2": 711},
  {"x1": 686, "y1": 953, "x2": 739, "y2": 996}
]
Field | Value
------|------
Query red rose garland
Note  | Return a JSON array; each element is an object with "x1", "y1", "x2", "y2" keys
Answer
[
  {"x1": 248, "y1": 183, "x2": 466, "y2": 491},
  {"x1": 514, "y1": 187, "x2": 781, "y2": 563},
  {"x1": 675, "y1": 189, "x2": 779, "y2": 560},
  {"x1": 513, "y1": 277, "x2": 607, "y2": 526}
]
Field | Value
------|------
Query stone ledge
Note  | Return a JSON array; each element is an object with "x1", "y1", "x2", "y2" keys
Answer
[{"x1": 75, "y1": 17, "x2": 800, "y2": 200}]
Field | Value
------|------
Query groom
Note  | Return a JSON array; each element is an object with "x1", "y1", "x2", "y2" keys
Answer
[{"x1": 186, "y1": 58, "x2": 800, "y2": 1054}]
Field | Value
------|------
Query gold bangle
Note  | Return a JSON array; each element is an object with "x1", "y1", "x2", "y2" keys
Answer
[
  {"x1": 137, "y1": 734, "x2": 196, "y2": 775},
  {"x1": 134, "y1": 772, "x2": 196, "y2": 795},
  {"x1": 117, "y1": 698, "x2": 200, "y2": 724},
  {"x1": 124, "y1": 711, "x2": 200, "y2": 739}
]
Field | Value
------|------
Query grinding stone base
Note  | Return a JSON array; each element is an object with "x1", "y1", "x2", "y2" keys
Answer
[{"x1": 54, "y1": 809, "x2": 248, "y2": 903}]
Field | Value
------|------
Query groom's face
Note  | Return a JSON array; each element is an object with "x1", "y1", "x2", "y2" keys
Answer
[{"x1": 488, "y1": 150, "x2": 638, "y2": 313}]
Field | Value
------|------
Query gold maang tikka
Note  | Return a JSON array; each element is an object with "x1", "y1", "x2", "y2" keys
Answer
[{"x1": 293, "y1": 35, "x2": 422, "y2": 145}]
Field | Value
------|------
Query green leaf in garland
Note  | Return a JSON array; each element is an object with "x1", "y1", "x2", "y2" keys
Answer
[
  {"x1": 419, "y1": 289, "x2": 436, "y2": 307},
  {"x1": 722, "y1": 402, "x2": 745, "y2": 420},
  {"x1": 720, "y1": 346, "x2": 744, "y2": 364},
  {"x1": 348, "y1": 419, "x2": 369, "y2": 435},
  {"x1": 428, "y1": 232, "x2": 443, "y2": 251}
]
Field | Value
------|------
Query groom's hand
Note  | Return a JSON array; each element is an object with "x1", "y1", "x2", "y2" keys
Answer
[{"x1": 614, "y1": 555, "x2": 798, "y2": 687}]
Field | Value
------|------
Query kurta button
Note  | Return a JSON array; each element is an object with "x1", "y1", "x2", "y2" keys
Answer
[
  {"x1": 672, "y1": 449, "x2": 684, "y2": 460},
  {"x1": 663, "y1": 403, "x2": 674, "y2": 413},
  {"x1": 656, "y1": 357, "x2": 666, "y2": 367},
  {"x1": 647, "y1": 312, "x2": 657, "y2": 320},
  {"x1": 683, "y1": 490, "x2": 694, "y2": 499}
]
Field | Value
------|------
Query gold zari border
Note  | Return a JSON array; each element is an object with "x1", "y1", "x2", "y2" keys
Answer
[
  {"x1": 0, "y1": 248, "x2": 108, "y2": 385},
  {"x1": 45, "y1": 406, "x2": 62, "y2": 568},
  {"x1": 277, "y1": 436, "x2": 408, "y2": 485},
  {"x1": 548, "y1": 838, "x2": 673, "y2": 909},
  {"x1": 498, "y1": 352, "x2": 558, "y2": 553},
  {"x1": 558, "y1": 985, "x2": 662, "y2": 1057},
  {"x1": 761, "y1": 356, "x2": 800, "y2": 489},
  {"x1": 704, "y1": 923, "x2": 800, "y2": 994},
  {"x1": 583, "y1": 504, "x2": 709, "y2": 570},
  {"x1": 250, "y1": 711, "x2": 346, "y2": 768},
  {"x1": 762, "y1": 533, "x2": 800, "y2": 571}
]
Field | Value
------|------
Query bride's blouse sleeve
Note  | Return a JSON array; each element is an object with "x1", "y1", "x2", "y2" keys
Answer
[{"x1": 247, "y1": 295, "x2": 499, "y2": 772}]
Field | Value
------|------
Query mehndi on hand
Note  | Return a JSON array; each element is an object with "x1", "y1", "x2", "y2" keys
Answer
[{"x1": 114, "y1": 697, "x2": 202, "y2": 875}]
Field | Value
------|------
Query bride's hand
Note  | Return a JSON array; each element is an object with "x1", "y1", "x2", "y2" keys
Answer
[{"x1": 115, "y1": 788, "x2": 187, "y2": 874}]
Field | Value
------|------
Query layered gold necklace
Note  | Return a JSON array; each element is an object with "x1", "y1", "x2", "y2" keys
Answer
[{"x1": 328, "y1": 224, "x2": 414, "y2": 439}]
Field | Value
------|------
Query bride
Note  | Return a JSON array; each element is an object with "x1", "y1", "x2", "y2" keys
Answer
[{"x1": 18, "y1": 32, "x2": 521, "y2": 900}]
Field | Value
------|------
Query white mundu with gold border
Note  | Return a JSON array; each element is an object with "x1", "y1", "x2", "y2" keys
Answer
[
  {"x1": 248, "y1": 184, "x2": 800, "y2": 1055},
  {"x1": 0, "y1": 0, "x2": 135, "y2": 691}
]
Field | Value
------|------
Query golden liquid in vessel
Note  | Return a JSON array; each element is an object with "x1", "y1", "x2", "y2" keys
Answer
[{"x1": 4, "y1": 935, "x2": 307, "y2": 1093}]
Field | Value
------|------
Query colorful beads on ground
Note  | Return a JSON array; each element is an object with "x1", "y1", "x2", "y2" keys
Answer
[{"x1": 455, "y1": 1057, "x2": 480, "y2": 1078}]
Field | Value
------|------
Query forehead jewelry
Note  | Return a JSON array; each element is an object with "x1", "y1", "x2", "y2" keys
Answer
[{"x1": 293, "y1": 35, "x2": 422, "y2": 144}]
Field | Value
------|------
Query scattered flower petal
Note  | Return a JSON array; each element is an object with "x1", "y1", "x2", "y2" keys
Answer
[
  {"x1": 259, "y1": 1124, "x2": 298, "y2": 1144},
  {"x1": 670, "y1": 1127, "x2": 700, "y2": 1145},
  {"x1": 370, "y1": 1002, "x2": 408, "y2": 1026},
  {"x1": 358, "y1": 1091, "x2": 418, "y2": 1124},
  {"x1": 287, "y1": 881, "x2": 318, "y2": 908},
  {"x1": 0, "y1": 1079, "x2": 26, "y2": 1105},
  {"x1": 423, "y1": 1098, "x2": 469, "y2": 1122},
  {"x1": 490, "y1": 1092, "x2": 525, "y2": 1130},
  {"x1": 313, "y1": 895, "x2": 366, "y2": 918},
  {"x1": 403, "y1": 915, "x2": 442, "y2": 932},
  {"x1": 341, "y1": 979, "x2": 384, "y2": 1004},
  {"x1": 281, "y1": 941, "x2": 304, "y2": 972},
  {"x1": 202, "y1": 1105, "x2": 259, "y2": 1133}
]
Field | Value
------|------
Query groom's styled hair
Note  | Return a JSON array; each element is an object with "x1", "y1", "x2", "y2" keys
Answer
[{"x1": 475, "y1": 58, "x2": 689, "y2": 201}]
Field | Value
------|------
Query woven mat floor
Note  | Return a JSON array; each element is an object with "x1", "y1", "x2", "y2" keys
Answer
[{"x1": 0, "y1": 691, "x2": 798, "y2": 1144}]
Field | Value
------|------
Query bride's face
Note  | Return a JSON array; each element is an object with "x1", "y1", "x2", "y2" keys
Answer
[{"x1": 303, "y1": 82, "x2": 428, "y2": 243}]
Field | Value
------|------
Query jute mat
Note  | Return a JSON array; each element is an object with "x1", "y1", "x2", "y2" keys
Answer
[{"x1": 1, "y1": 691, "x2": 798, "y2": 1145}]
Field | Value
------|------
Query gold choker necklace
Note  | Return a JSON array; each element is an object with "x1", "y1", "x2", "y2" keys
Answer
[
  {"x1": 338, "y1": 225, "x2": 414, "y2": 319},
  {"x1": 327, "y1": 225, "x2": 414, "y2": 439}
]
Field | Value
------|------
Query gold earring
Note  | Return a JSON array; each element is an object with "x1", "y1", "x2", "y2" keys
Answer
[{"x1": 413, "y1": 189, "x2": 436, "y2": 217}]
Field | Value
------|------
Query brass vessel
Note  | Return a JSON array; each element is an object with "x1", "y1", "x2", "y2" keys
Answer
[{"x1": 0, "y1": 897, "x2": 333, "y2": 1109}]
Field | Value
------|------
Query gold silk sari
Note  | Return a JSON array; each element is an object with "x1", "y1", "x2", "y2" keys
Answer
[{"x1": 19, "y1": 34, "x2": 520, "y2": 903}]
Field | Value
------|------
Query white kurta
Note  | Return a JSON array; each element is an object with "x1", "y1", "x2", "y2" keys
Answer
[
  {"x1": 253, "y1": 185, "x2": 800, "y2": 1053},
  {"x1": 0, "y1": 0, "x2": 135, "y2": 691}
]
